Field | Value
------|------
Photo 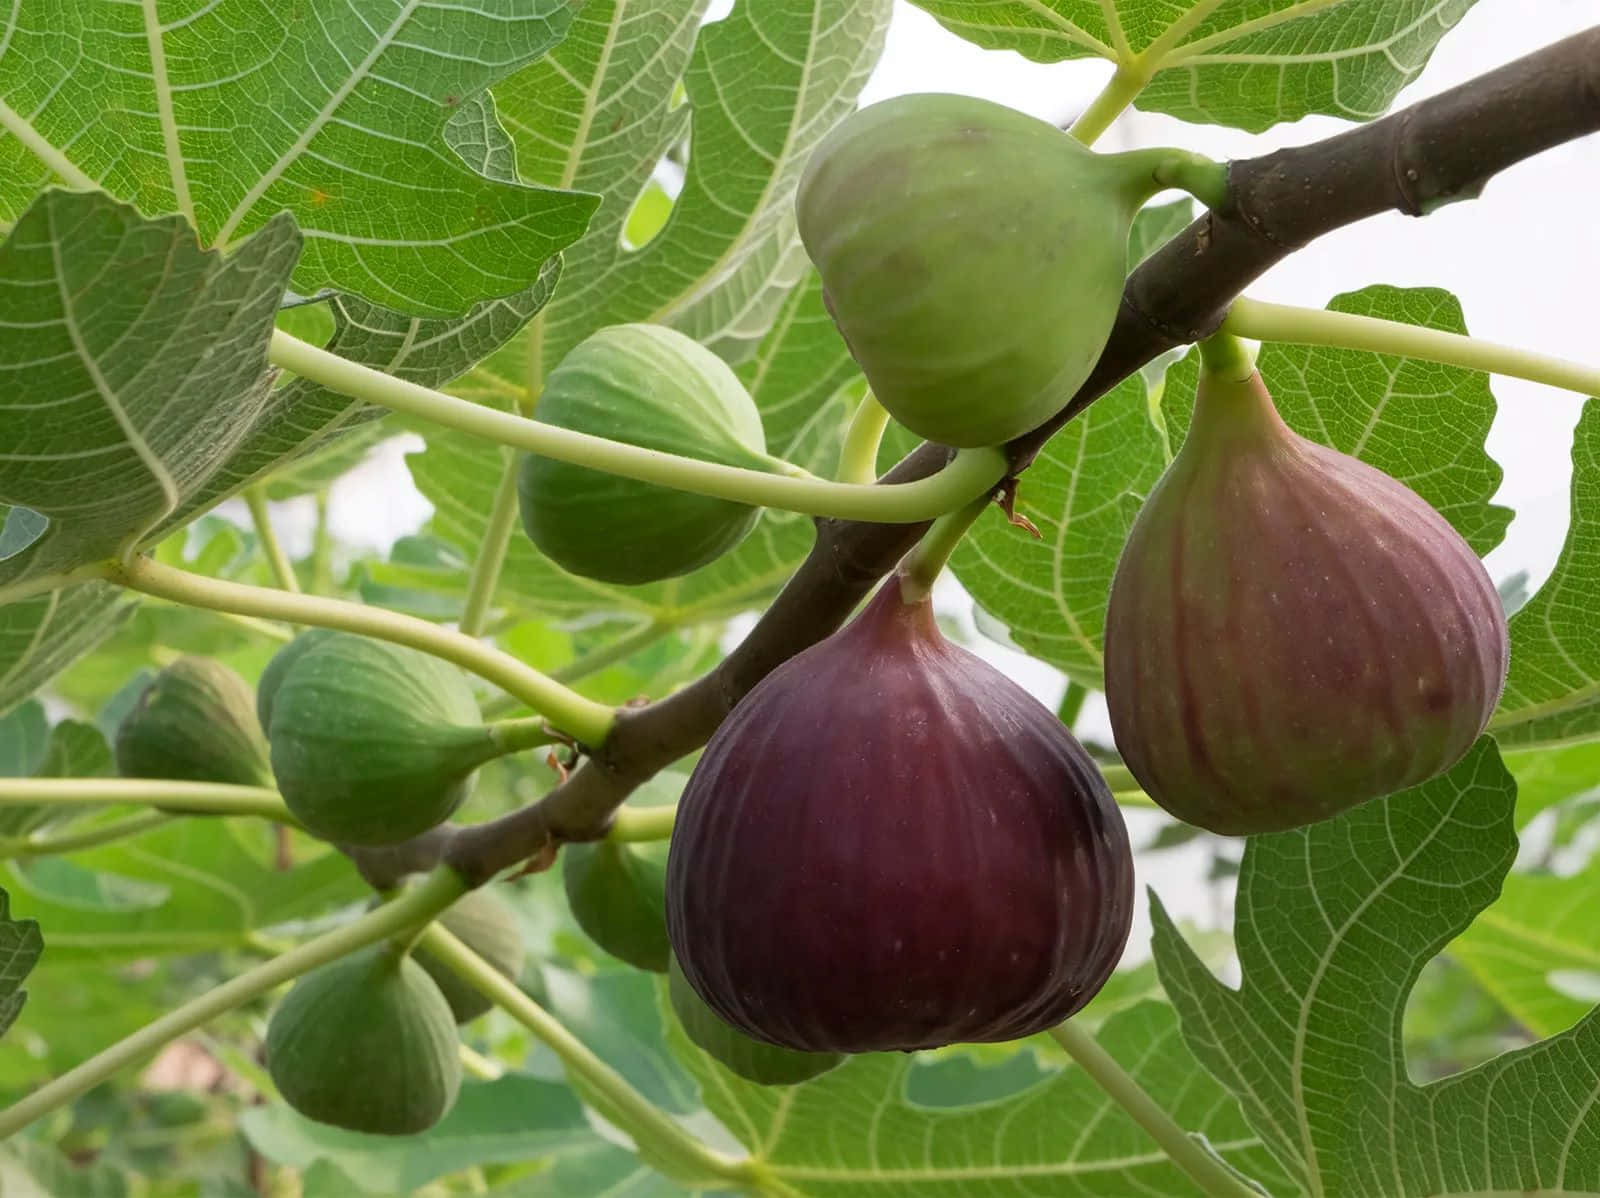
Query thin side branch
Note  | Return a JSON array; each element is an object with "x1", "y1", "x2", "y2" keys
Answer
[{"x1": 363, "y1": 24, "x2": 1600, "y2": 889}]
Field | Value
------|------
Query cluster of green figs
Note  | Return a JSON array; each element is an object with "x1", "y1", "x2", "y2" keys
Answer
[{"x1": 114, "y1": 94, "x2": 1510, "y2": 1134}]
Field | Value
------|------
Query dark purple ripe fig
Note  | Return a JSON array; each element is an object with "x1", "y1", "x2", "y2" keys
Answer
[
  {"x1": 666, "y1": 581, "x2": 1134, "y2": 1054},
  {"x1": 1103, "y1": 366, "x2": 1509, "y2": 835}
]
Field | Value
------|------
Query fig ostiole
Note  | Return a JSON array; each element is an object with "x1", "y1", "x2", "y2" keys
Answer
[
  {"x1": 668, "y1": 955, "x2": 843, "y2": 1085},
  {"x1": 797, "y1": 92, "x2": 1224, "y2": 449},
  {"x1": 1102, "y1": 350, "x2": 1509, "y2": 835},
  {"x1": 517, "y1": 323, "x2": 780, "y2": 585},
  {"x1": 562, "y1": 839, "x2": 671, "y2": 973},
  {"x1": 115, "y1": 656, "x2": 272, "y2": 789},
  {"x1": 264, "y1": 632, "x2": 550, "y2": 846},
  {"x1": 409, "y1": 887, "x2": 527, "y2": 1023},
  {"x1": 666, "y1": 579, "x2": 1134, "y2": 1054},
  {"x1": 266, "y1": 943, "x2": 461, "y2": 1135}
]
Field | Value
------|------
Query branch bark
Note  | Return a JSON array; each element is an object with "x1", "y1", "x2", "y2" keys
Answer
[{"x1": 385, "y1": 23, "x2": 1600, "y2": 888}]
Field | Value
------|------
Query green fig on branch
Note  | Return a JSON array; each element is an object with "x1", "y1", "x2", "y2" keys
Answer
[
  {"x1": 115, "y1": 657, "x2": 272, "y2": 788},
  {"x1": 264, "y1": 632, "x2": 547, "y2": 845},
  {"x1": 518, "y1": 323, "x2": 776, "y2": 585},
  {"x1": 797, "y1": 92, "x2": 1224, "y2": 448},
  {"x1": 265, "y1": 944, "x2": 461, "y2": 1135}
]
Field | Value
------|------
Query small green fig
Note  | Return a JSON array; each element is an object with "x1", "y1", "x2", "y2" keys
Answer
[
  {"x1": 562, "y1": 840, "x2": 670, "y2": 973},
  {"x1": 411, "y1": 888, "x2": 527, "y2": 1023},
  {"x1": 256, "y1": 627, "x2": 337, "y2": 735},
  {"x1": 668, "y1": 956, "x2": 842, "y2": 1086},
  {"x1": 517, "y1": 324, "x2": 773, "y2": 584},
  {"x1": 266, "y1": 633, "x2": 499, "y2": 845},
  {"x1": 1103, "y1": 364, "x2": 1509, "y2": 835},
  {"x1": 266, "y1": 944, "x2": 461, "y2": 1135},
  {"x1": 115, "y1": 657, "x2": 272, "y2": 787},
  {"x1": 797, "y1": 93, "x2": 1220, "y2": 448}
]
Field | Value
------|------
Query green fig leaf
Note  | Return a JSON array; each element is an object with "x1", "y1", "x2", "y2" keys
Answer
[
  {"x1": 242, "y1": 1075, "x2": 646, "y2": 1196},
  {"x1": 663, "y1": 986, "x2": 1291, "y2": 1193},
  {"x1": 1451, "y1": 855, "x2": 1600, "y2": 1040},
  {"x1": 1153, "y1": 739, "x2": 1600, "y2": 1194},
  {"x1": 0, "y1": 819, "x2": 363, "y2": 963},
  {"x1": 908, "y1": 0, "x2": 1476, "y2": 133},
  {"x1": 0, "y1": 0, "x2": 594, "y2": 314},
  {"x1": 0, "y1": 703, "x2": 111, "y2": 841},
  {"x1": 0, "y1": 885, "x2": 42, "y2": 1042},
  {"x1": 1493, "y1": 400, "x2": 1600, "y2": 748}
]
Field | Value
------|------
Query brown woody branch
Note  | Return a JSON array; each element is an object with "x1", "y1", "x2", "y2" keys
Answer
[{"x1": 373, "y1": 24, "x2": 1600, "y2": 889}]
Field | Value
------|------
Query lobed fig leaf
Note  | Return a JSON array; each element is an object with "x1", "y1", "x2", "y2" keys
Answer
[
  {"x1": 411, "y1": 887, "x2": 526, "y2": 1023},
  {"x1": 668, "y1": 955, "x2": 842, "y2": 1086},
  {"x1": 265, "y1": 632, "x2": 496, "y2": 845},
  {"x1": 798, "y1": 93, "x2": 1212, "y2": 448},
  {"x1": 666, "y1": 581, "x2": 1134, "y2": 1054},
  {"x1": 1103, "y1": 366, "x2": 1509, "y2": 835},
  {"x1": 516, "y1": 323, "x2": 772, "y2": 585},
  {"x1": 562, "y1": 840, "x2": 670, "y2": 973},
  {"x1": 265, "y1": 943, "x2": 461, "y2": 1136},
  {"x1": 115, "y1": 657, "x2": 272, "y2": 788}
]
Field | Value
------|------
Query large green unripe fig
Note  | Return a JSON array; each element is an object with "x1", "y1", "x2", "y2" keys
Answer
[
  {"x1": 411, "y1": 888, "x2": 526, "y2": 1023},
  {"x1": 266, "y1": 944, "x2": 461, "y2": 1135},
  {"x1": 667, "y1": 581, "x2": 1133, "y2": 1054},
  {"x1": 797, "y1": 93, "x2": 1219, "y2": 448},
  {"x1": 517, "y1": 323, "x2": 772, "y2": 584},
  {"x1": 668, "y1": 956, "x2": 842, "y2": 1086},
  {"x1": 1102, "y1": 366, "x2": 1509, "y2": 835},
  {"x1": 562, "y1": 840, "x2": 670, "y2": 972},
  {"x1": 266, "y1": 633, "x2": 500, "y2": 845},
  {"x1": 115, "y1": 657, "x2": 271, "y2": 787}
]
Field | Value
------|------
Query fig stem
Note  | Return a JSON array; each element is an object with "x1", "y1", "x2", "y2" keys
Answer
[
  {"x1": 837, "y1": 391, "x2": 890, "y2": 484},
  {"x1": 0, "y1": 865, "x2": 469, "y2": 1141},
  {"x1": 552, "y1": 620, "x2": 677, "y2": 686},
  {"x1": 112, "y1": 555, "x2": 618, "y2": 748},
  {"x1": 1068, "y1": 61, "x2": 1151, "y2": 145},
  {"x1": 606, "y1": 803, "x2": 677, "y2": 842},
  {"x1": 268, "y1": 330, "x2": 1009, "y2": 524},
  {"x1": 897, "y1": 495, "x2": 994, "y2": 604},
  {"x1": 1196, "y1": 331, "x2": 1258, "y2": 382},
  {"x1": 0, "y1": 778, "x2": 295, "y2": 823},
  {"x1": 487, "y1": 716, "x2": 561, "y2": 757},
  {"x1": 1222, "y1": 296, "x2": 1600, "y2": 398},
  {"x1": 458, "y1": 456, "x2": 523, "y2": 638},
  {"x1": 417, "y1": 923, "x2": 772, "y2": 1191},
  {"x1": 1048, "y1": 1021, "x2": 1263, "y2": 1197},
  {"x1": 243, "y1": 487, "x2": 300, "y2": 594},
  {"x1": 0, "y1": 810, "x2": 174, "y2": 858}
]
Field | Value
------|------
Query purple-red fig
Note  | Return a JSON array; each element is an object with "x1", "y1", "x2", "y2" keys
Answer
[
  {"x1": 1103, "y1": 366, "x2": 1509, "y2": 835},
  {"x1": 666, "y1": 580, "x2": 1134, "y2": 1054}
]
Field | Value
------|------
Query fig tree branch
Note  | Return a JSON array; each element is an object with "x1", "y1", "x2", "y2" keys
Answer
[{"x1": 404, "y1": 24, "x2": 1600, "y2": 889}]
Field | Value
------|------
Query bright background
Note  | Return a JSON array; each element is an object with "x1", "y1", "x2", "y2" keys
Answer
[{"x1": 236, "y1": 0, "x2": 1600, "y2": 940}]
